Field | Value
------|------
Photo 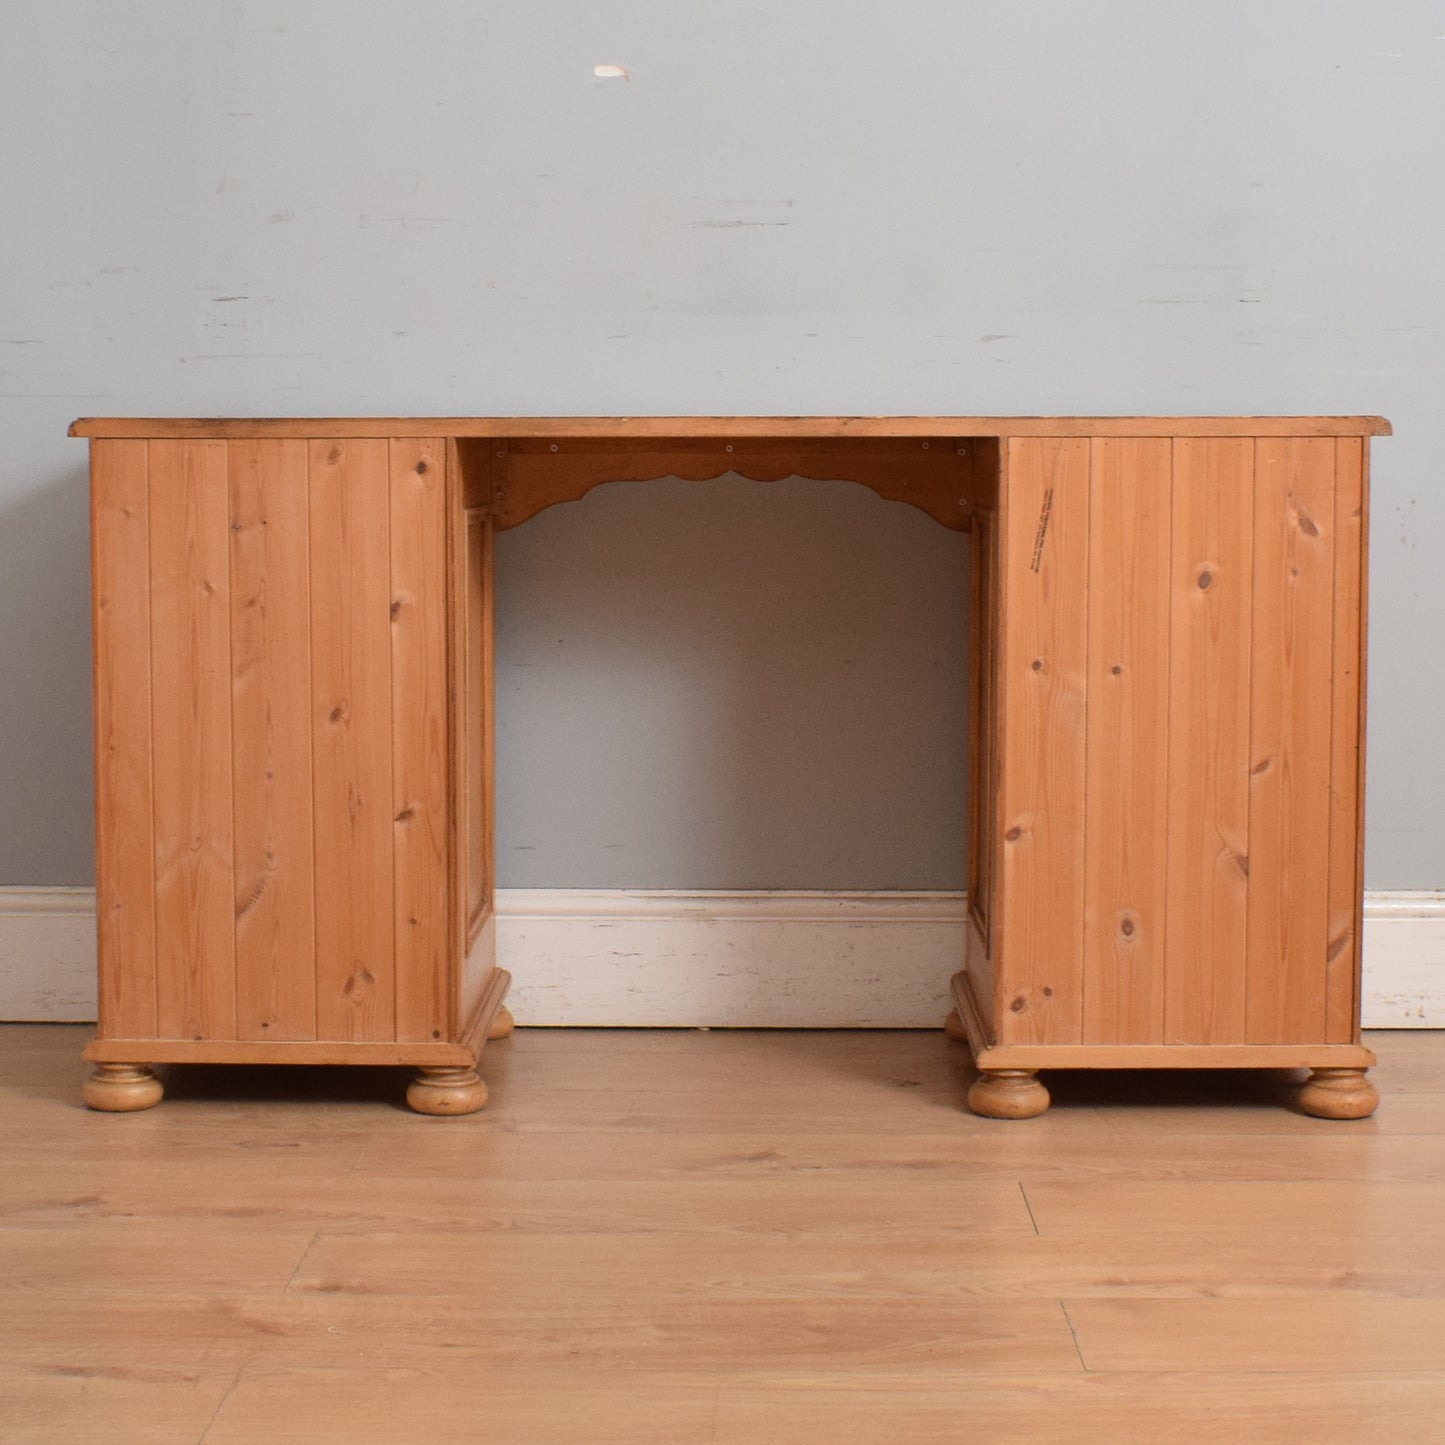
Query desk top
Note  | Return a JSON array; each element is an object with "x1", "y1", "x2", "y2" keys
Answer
[{"x1": 70, "y1": 415, "x2": 1391, "y2": 440}]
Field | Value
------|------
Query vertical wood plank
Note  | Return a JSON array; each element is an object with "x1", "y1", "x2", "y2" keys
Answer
[
  {"x1": 480, "y1": 506, "x2": 496, "y2": 930},
  {"x1": 465, "y1": 514, "x2": 488, "y2": 931},
  {"x1": 309, "y1": 439, "x2": 395, "y2": 1042},
  {"x1": 447, "y1": 441, "x2": 468, "y2": 1009},
  {"x1": 391, "y1": 439, "x2": 451, "y2": 1044},
  {"x1": 1164, "y1": 438, "x2": 1253, "y2": 1044},
  {"x1": 966, "y1": 507, "x2": 997, "y2": 953},
  {"x1": 91, "y1": 440, "x2": 157, "y2": 1040},
  {"x1": 1326, "y1": 438, "x2": 1367, "y2": 1042},
  {"x1": 229, "y1": 439, "x2": 316, "y2": 1041},
  {"x1": 149, "y1": 440, "x2": 237, "y2": 1041},
  {"x1": 458, "y1": 497, "x2": 498, "y2": 1029},
  {"x1": 1245, "y1": 439, "x2": 1337, "y2": 1043},
  {"x1": 996, "y1": 437, "x2": 1090, "y2": 1044},
  {"x1": 964, "y1": 506, "x2": 999, "y2": 1011},
  {"x1": 1083, "y1": 438, "x2": 1172, "y2": 1043}
]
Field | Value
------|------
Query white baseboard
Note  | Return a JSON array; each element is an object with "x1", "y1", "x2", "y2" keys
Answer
[
  {"x1": 498, "y1": 890, "x2": 964, "y2": 1027},
  {"x1": 0, "y1": 888, "x2": 98, "y2": 1022},
  {"x1": 1358, "y1": 891, "x2": 1445, "y2": 1028},
  {"x1": 2, "y1": 886, "x2": 1440, "y2": 1028}
]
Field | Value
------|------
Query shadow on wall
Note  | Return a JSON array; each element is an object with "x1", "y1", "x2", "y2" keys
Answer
[
  {"x1": 0, "y1": 466, "x2": 95, "y2": 884},
  {"x1": 492, "y1": 473, "x2": 972, "y2": 892}
]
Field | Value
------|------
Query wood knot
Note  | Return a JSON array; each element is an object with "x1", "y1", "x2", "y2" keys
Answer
[
  {"x1": 1009, "y1": 996, "x2": 1026, "y2": 1013},
  {"x1": 1252, "y1": 756, "x2": 1274, "y2": 775},
  {"x1": 1197, "y1": 568, "x2": 1214, "y2": 591},
  {"x1": 328, "y1": 704, "x2": 346, "y2": 724},
  {"x1": 415, "y1": 460, "x2": 428, "y2": 474},
  {"x1": 1295, "y1": 507, "x2": 1320, "y2": 538},
  {"x1": 395, "y1": 805, "x2": 416, "y2": 823},
  {"x1": 1110, "y1": 663, "x2": 1123, "y2": 676},
  {"x1": 1119, "y1": 914, "x2": 1136, "y2": 939},
  {"x1": 327, "y1": 446, "x2": 343, "y2": 463},
  {"x1": 1031, "y1": 658, "x2": 1044, "y2": 672},
  {"x1": 1004, "y1": 826, "x2": 1023, "y2": 843},
  {"x1": 343, "y1": 969, "x2": 376, "y2": 998},
  {"x1": 390, "y1": 598, "x2": 403, "y2": 620}
]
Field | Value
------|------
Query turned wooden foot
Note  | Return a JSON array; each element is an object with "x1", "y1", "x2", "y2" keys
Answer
[
  {"x1": 487, "y1": 1005, "x2": 515, "y2": 1041},
  {"x1": 406, "y1": 1066, "x2": 488, "y2": 1116},
  {"x1": 1298, "y1": 1067, "x2": 1379, "y2": 1120},
  {"x1": 82, "y1": 1063, "x2": 163, "y2": 1112},
  {"x1": 943, "y1": 1009, "x2": 968, "y2": 1042},
  {"x1": 967, "y1": 1069, "x2": 1050, "y2": 1119}
]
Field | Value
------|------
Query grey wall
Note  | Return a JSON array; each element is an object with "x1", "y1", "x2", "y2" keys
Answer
[{"x1": 2, "y1": 1, "x2": 1442, "y2": 889}]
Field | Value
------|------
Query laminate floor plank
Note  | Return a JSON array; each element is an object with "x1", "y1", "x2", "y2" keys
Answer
[
  {"x1": 2, "y1": 1175, "x2": 1035, "y2": 1238},
  {"x1": 0, "y1": 1364, "x2": 236, "y2": 1445},
  {"x1": 0, "y1": 1224, "x2": 317, "y2": 1293},
  {"x1": 1021, "y1": 1178, "x2": 1445, "y2": 1243},
  {"x1": 1064, "y1": 1294, "x2": 1445, "y2": 1373},
  {"x1": 202, "y1": 1366, "x2": 1445, "y2": 1445},
  {"x1": 289, "y1": 1226, "x2": 1445, "y2": 1302},
  {"x1": 346, "y1": 1126, "x2": 1445, "y2": 1186}
]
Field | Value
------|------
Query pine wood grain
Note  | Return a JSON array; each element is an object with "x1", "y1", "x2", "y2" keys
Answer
[
  {"x1": 1163, "y1": 438, "x2": 1254, "y2": 1044},
  {"x1": 996, "y1": 438, "x2": 1090, "y2": 1044},
  {"x1": 389, "y1": 438, "x2": 450, "y2": 1044},
  {"x1": 228, "y1": 438, "x2": 316, "y2": 1042},
  {"x1": 89, "y1": 440, "x2": 157, "y2": 1041},
  {"x1": 82, "y1": 1037, "x2": 476, "y2": 1067},
  {"x1": 965, "y1": 509, "x2": 997, "y2": 966},
  {"x1": 487, "y1": 436, "x2": 984, "y2": 531},
  {"x1": 147, "y1": 440, "x2": 236, "y2": 1042},
  {"x1": 464, "y1": 509, "x2": 490, "y2": 939},
  {"x1": 1328, "y1": 437, "x2": 1367, "y2": 1042},
  {"x1": 308, "y1": 439, "x2": 395, "y2": 1042},
  {"x1": 1245, "y1": 438, "x2": 1337, "y2": 1043},
  {"x1": 1083, "y1": 438, "x2": 1172, "y2": 1044},
  {"x1": 70, "y1": 414, "x2": 1394, "y2": 439}
]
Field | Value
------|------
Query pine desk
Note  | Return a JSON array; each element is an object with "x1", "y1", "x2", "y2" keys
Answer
[{"x1": 71, "y1": 415, "x2": 1390, "y2": 1118}]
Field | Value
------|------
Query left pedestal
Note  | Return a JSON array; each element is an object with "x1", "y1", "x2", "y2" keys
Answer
[{"x1": 83, "y1": 430, "x2": 505, "y2": 1114}]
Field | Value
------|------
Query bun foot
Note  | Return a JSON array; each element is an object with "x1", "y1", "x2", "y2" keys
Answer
[
  {"x1": 1299, "y1": 1067, "x2": 1379, "y2": 1120},
  {"x1": 487, "y1": 1005, "x2": 515, "y2": 1041},
  {"x1": 967, "y1": 1069, "x2": 1050, "y2": 1119},
  {"x1": 943, "y1": 1009, "x2": 968, "y2": 1042},
  {"x1": 406, "y1": 1066, "x2": 488, "y2": 1116},
  {"x1": 83, "y1": 1063, "x2": 163, "y2": 1112}
]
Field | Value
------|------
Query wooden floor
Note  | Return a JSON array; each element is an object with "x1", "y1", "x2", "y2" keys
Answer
[{"x1": 1, "y1": 1025, "x2": 1443, "y2": 1444}]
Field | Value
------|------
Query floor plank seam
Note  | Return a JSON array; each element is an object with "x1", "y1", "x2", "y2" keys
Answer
[
  {"x1": 1059, "y1": 1299, "x2": 1089, "y2": 1372},
  {"x1": 1019, "y1": 1181, "x2": 1041, "y2": 1235},
  {"x1": 196, "y1": 1364, "x2": 243, "y2": 1444},
  {"x1": 283, "y1": 1232, "x2": 320, "y2": 1294}
]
